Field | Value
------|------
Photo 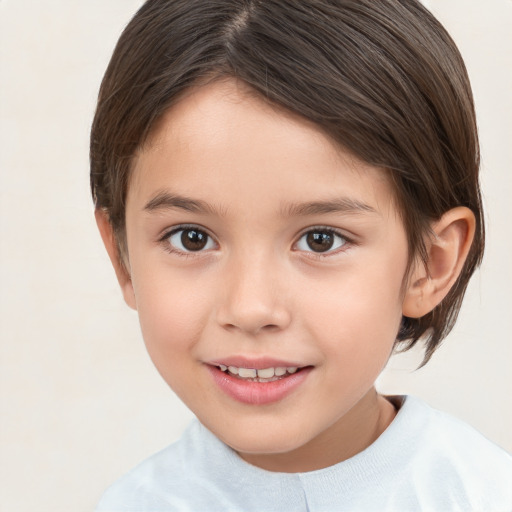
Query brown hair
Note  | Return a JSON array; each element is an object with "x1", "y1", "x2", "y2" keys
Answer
[{"x1": 90, "y1": 0, "x2": 484, "y2": 364}]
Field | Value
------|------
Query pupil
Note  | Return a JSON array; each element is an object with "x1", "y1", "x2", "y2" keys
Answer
[
  {"x1": 181, "y1": 229, "x2": 208, "y2": 251},
  {"x1": 306, "y1": 231, "x2": 333, "y2": 252}
]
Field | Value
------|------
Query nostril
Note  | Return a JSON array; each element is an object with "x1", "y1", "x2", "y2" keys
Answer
[
  {"x1": 216, "y1": 296, "x2": 292, "y2": 334},
  {"x1": 221, "y1": 322, "x2": 280, "y2": 334},
  {"x1": 261, "y1": 323, "x2": 280, "y2": 332}
]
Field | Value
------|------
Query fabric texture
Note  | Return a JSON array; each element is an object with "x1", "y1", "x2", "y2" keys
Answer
[{"x1": 95, "y1": 396, "x2": 512, "y2": 512}]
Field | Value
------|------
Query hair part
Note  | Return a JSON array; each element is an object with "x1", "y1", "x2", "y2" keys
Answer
[{"x1": 90, "y1": 0, "x2": 484, "y2": 364}]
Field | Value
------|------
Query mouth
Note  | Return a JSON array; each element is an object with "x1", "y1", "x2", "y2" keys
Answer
[
  {"x1": 214, "y1": 364, "x2": 303, "y2": 383},
  {"x1": 206, "y1": 360, "x2": 313, "y2": 405}
]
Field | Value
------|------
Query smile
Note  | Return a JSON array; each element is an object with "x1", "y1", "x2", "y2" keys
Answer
[
  {"x1": 216, "y1": 364, "x2": 299, "y2": 382},
  {"x1": 207, "y1": 362, "x2": 312, "y2": 405}
]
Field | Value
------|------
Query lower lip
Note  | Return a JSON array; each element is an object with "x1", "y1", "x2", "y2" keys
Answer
[{"x1": 206, "y1": 365, "x2": 312, "y2": 405}]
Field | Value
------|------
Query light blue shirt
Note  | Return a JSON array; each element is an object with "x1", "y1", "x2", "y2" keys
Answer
[{"x1": 96, "y1": 396, "x2": 512, "y2": 511}]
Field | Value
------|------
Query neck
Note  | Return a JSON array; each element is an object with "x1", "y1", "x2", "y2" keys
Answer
[{"x1": 238, "y1": 388, "x2": 396, "y2": 473}]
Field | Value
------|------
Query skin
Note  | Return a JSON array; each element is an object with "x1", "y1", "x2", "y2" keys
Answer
[{"x1": 97, "y1": 78, "x2": 475, "y2": 473}]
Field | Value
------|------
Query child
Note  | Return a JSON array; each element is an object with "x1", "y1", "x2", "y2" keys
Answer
[{"x1": 91, "y1": 0, "x2": 512, "y2": 510}]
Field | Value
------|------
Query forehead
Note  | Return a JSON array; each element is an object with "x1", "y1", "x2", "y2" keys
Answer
[{"x1": 128, "y1": 79, "x2": 397, "y2": 218}]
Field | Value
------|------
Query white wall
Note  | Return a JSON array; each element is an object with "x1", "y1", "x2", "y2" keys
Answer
[{"x1": 0, "y1": 1, "x2": 510, "y2": 511}]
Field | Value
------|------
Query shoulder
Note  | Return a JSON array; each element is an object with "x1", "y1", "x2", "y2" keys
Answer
[
  {"x1": 94, "y1": 419, "x2": 298, "y2": 512},
  {"x1": 94, "y1": 420, "x2": 214, "y2": 512},
  {"x1": 95, "y1": 440, "x2": 184, "y2": 511},
  {"x1": 396, "y1": 396, "x2": 512, "y2": 509},
  {"x1": 404, "y1": 395, "x2": 512, "y2": 468}
]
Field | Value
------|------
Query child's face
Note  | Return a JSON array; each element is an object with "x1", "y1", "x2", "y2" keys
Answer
[{"x1": 122, "y1": 79, "x2": 409, "y2": 470}]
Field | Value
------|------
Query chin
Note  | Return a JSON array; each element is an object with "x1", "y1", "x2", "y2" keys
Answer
[{"x1": 210, "y1": 419, "x2": 310, "y2": 456}]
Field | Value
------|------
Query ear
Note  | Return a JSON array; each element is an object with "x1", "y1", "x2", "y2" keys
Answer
[
  {"x1": 402, "y1": 207, "x2": 476, "y2": 318},
  {"x1": 95, "y1": 209, "x2": 137, "y2": 310}
]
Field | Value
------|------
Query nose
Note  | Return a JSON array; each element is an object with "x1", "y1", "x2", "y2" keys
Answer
[{"x1": 216, "y1": 253, "x2": 292, "y2": 335}]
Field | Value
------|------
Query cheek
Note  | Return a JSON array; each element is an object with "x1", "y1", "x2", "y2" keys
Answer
[
  {"x1": 133, "y1": 275, "x2": 215, "y2": 402},
  {"x1": 305, "y1": 289, "x2": 401, "y2": 402},
  {"x1": 131, "y1": 268, "x2": 212, "y2": 364},
  {"x1": 299, "y1": 260, "x2": 405, "y2": 361}
]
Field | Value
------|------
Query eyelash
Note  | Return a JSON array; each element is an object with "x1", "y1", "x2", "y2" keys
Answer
[
  {"x1": 294, "y1": 226, "x2": 352, "y2": 258},
  {"x1": 158, "y1": 225, "x2": 353, "y2": 258},
  {"x1": 159, "y1": 224, "x2": 217, "y2": 258}
]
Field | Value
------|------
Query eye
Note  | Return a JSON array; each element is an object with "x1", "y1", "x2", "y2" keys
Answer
[
  {"x1": 295, "y1": 228, "x2": 347, "y2": 253},
  {"x1": 166, "y1": 227, "x2": 216, "y2": 253}
]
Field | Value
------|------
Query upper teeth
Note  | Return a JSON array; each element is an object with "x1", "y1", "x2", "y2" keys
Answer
[{"x1": 218, "y1": 365, "x2": 298, "y2": 378}]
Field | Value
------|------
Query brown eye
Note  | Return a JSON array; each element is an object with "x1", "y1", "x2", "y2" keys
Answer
[
  {"x1": 306, "y1": 232, "x2": 334, "y2": 252},
  {"x1": 167, "y1": 228, "x2": 214, "y2": 252},
  {"x1": 296, "y1": 229, "x2": 346, "y2": 253},
  {"x1": 181, "y1": 229, "x2": 208, "y2": 251}
]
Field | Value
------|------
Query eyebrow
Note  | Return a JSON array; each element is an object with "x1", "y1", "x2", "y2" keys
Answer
[
  {"x1": 282, "y1": 198, "x2": 378, "y2": 217},
  {"x1": 143, "y1": 191, "x2": 220, "y2": 215},
  {"x1": 143, "y1": 191, "x2": 378, "y2": 218}
]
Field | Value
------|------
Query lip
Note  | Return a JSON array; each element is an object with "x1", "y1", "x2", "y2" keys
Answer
[
  {"x1": 208, "y1": 356, "x2": 304, "y2": 370},
  {"x1": 206, "y1": 362, "x2": 313, "y2": 405}
]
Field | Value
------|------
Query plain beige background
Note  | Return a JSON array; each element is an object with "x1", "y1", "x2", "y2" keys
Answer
[{"x1": 0, "y1": 1, "x2": 511, "y2": 511}]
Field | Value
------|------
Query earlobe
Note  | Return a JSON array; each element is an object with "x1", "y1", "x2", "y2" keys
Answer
[
  {"x1": 95, "y1": 209, "x2": 137, "y2": 310},
  {"x1": 402, "y1": 207, "x2": 476, "y2": 318}
]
